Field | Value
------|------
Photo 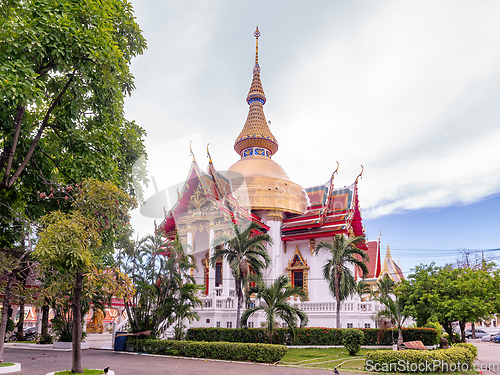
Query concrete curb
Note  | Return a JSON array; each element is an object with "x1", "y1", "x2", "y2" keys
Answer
[{"x1": 0, "y1": 363, "x2": 21, "y2": 374}]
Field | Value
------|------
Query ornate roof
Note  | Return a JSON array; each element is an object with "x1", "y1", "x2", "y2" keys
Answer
[
  {"x1": 281, "y1": 167, "x2": 367, "y2": 248},
  {"x1": 234, "y1": 27, "x2": 278, "y2": 157}
]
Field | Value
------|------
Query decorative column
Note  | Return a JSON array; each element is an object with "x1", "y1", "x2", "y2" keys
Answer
[
  {"x1": 208, "y1": 228, "x2": 215, "y2": 295},
  {"x1": 309, "y1": 238, "x2": 318, "y2": 302},
  {"x1": 266, "y1": 210, "x2": 283, "y2": 283}
]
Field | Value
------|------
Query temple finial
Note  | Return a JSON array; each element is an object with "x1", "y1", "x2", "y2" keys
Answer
[
  {"x1": 254, "y1": 26, "x2": 260, "y2": 68},
  {"x1": 234, "y1": 27, "x2": 278, "y2": 158},
  {"x1": 207, "y1": 143, "x2": 212, "y2": 163},
  {"x1": 190, "y1": 141, "x2": 196, "y2": 162},
  {"x1": 331, "y1": 161, "x2": 339, "y2": 180},
  {"x1": 356, "y1": 165, "x2": 364, "y2": 183}
]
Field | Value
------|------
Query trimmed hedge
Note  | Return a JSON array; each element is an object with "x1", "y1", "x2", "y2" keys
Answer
[
  {"x1": 127, "y1": 338, "x2": 287, "y2": 363},
  {"x1": 452, "y1": 343, "x2": 477, "y2": 358},
  {"x1": 365, "y1": 346, "x2": 477, "y2": 373},
  {"x1": 186, "y1": 327, "x2": 438, "y2": 346}
]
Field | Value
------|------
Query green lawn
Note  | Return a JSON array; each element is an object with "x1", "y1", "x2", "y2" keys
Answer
[
  {"x1": 280, "y1": 347, "x2": 370, "y2": 372},
  {"x1": 0, "y1": 363, "x2": 15, "y2": 367},
  {"x1": 55, "y1": 369, "x2": 107, "y2": 375}
]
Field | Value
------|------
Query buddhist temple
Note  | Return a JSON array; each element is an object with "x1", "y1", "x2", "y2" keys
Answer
[{"x1": 159, "y1": 28, "x2": 403, "y2": 329}]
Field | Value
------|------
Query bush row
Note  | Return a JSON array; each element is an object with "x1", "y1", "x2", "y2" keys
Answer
[
  {"x1": 186, "y1": 327, "x2": 438, "y2": 346},
  {"x1": 365, "y1": 344, "x2": 477, "y2": 373},
  {"x1": 127, "y1": 338, "x2": 287, "y2": 363}
]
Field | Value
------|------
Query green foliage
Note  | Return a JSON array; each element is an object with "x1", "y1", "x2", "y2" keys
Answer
[
  {"x1": 0, "y1": 0, "x2": 148, "y2": 196},
  {"x1": 398, "y1": 263, "x2": 500, "y2": 343},
  {"x1": 452, "y1": 343, "x2": 477, "y2": 358},
  {"x1": 342, "y1": 328, "x2": 364, "y2": 355},
  {"x1": 314, "y1": 235, "x2": 369, "y2": 328},
  {"x1": 211, "y1": 221, "x2": 272, "y2": 328},
  {"x1": 241, "y1": 275, "x2": 308, "y2": 344},
  {"x1": 38, "y1": 332, "x2": 54, "y2": 344},
  {"x1": 424, "y1": 322, "x2": 442, "y2": 344},
  {"x1": 186, "y1": 327, "x2": 439, "y2": 346},
  {"x1": 120, "y1": 233, "x2": 202, "y2": 336},
  {"x1": 4, "y1": 317, "x2": 15, "y2": 333},
  {"x1": 371, "y1": 275, "x2": 396, "y2": 299},
  {"x1": 365, "y1": 346, "x2": 476, "y2": 372},
  {"x1": 127, "y1": 339, "x2": 287, "y2": 363}
]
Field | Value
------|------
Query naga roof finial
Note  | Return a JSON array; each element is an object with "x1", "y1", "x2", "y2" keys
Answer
[
  {"x1": 331, "y1": 161, "x2": 340, "y2": 180},
  {"x1": 190, "y1": 140, "x2": 196, "y2": 162},
  {"x1": 356, "y1": 164, "x2": 364, "y2": 184},
  {"x1": 207, "y1": 143, "x2": 212, "y2": 163}
]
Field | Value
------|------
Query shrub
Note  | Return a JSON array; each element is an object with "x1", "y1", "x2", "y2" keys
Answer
[
  {"x1": 39, "y1": 333, "x2": 54, "y2": 344},
  {"x1": 452, "y1": 343, "x2": 477, "y2": 358},
  {"x1": 342, "y1": 329, "x2": 364, "y2": 355},
  {"x1": 127, "y1": 338, "x2": 287, "y2": 363},
  {"x1": 365, "y1": 346, "x2": 477, "y2": 373},
  {"x1": 186, "y1": 327, "x2": 438, "y2": 346}
]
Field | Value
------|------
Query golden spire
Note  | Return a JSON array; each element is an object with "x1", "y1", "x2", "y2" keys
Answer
[{"x1": 234, "y1": 27, "x2": 278, "y2": 157}]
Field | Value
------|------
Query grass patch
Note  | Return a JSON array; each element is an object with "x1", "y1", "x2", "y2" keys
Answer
[
  {"x1": 0, "y1": 363, "x2": 15, "y2": 367},
  {"x1": 280, "y1": 347, "x2": 371, "y2": 372},
  {"x1": 55, "y1": 369, "x2": 106, "y2": 375}
]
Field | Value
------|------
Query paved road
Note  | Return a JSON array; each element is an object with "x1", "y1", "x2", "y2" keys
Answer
[
  {"x1": 3, "y1": 348, "x2": 335, "y2": 375},
  {"x1": 474, "y1": 342, "x2": 500, "y2": 375},
  {"x1": 4, "y1": 343, "x2": 498, "y2": 375}
]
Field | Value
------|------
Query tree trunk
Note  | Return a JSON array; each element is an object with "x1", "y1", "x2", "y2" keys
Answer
[
  {"x1": 0, "y1": 272, "x2": 16, "y2": 359},
  {"x1": 335, "y1": 269, "x2": 341, "y2": 329},
  {"x1": 442, "y1": 321, "x2": 458, "y2": 344},
  {"x1": 471, "y1": 322, "x2": 476, "y2": 339},
  {"x1": 16, "y1": 300, "x2": 24, "y2": 341},
  {"x1": 235, "y1": 279, "x2": 242, "y2": 328},
  {"x1": 72, "y1": 272, "x2": 83, "y2": 373},
  {"x1": 41, "y1": 303, "x2": 49, "y2": 336},
  {"x1": 459, "y1": 320, "x2": 466, "y2": 343},
  {"x1": 397, "y1": 327, "x2": 404, "y2": 349}
]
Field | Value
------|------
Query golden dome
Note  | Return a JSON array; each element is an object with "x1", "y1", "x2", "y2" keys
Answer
[{"x1": 227, "y1": 155, "x2": 308, "y2": 215}]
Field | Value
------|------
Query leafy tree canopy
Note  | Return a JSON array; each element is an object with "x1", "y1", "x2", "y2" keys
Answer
[{"x1": 0, "y1": 0, "x2": 147, "y2": 197}]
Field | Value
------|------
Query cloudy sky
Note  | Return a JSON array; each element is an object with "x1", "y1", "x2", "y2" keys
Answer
[{"x1": 125, "y1": 0, "x2": 500, "y2": 274}]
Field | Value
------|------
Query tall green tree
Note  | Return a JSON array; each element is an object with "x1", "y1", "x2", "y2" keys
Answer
[
  {"x1": 34, "y1": 179, "x2": 136, "y2": 373},
  {"x1": 0, "y1": 0, "x2": 147, "y2": 361},
  {"x1": 0, "y1": 0, "x2": 147, "y2": 193},
  {"x1": 314, "y1": 234, "x2": 369, "y2": 329},
  {"x1": 375, "y1": 295, "x2": 409, "y2": 349},
  {"x1": 355, "y1": 279, "x2": 371, "y2": 300},
  {"x1": 211, "y1": 221, "x2": 272, "y2": 328},
  {"x1": 121, "y1": 233, "x2": 201, "y2": 337},
  {"x1": 399, "y1": 263, "x2": 500, "y2": 343},
  {"x1": 241, "y1": 275, "x2": 308, "y2": 344},
  {"x1": 370, "y1": 275, "x2": 396, "y2": 300}
]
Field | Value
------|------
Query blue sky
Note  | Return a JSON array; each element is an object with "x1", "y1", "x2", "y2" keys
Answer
[{"x1": 125, "y1": 0, "x2": 500, "y2": 273}]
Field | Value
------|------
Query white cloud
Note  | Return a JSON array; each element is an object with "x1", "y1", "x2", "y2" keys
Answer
[{"x1": 126, "y1": 0, "x2": 500, "y2": 236}]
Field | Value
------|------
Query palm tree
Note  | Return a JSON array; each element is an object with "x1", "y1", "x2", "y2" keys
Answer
[
  {"x1": 371, "y1": 275, "x2": 396, "y2": 299},
  {"x1": 314, "y1": 234, "x2": 369, "y2": 328},
  {"x1": 241, "y1": 275, "x2": 308, "y2": 344},
  {"x1": 356, "y1": 279, "x2": 371, "y2": 301},
  {"x1": 210, "y1": 221, "x2": 271, "y2": 328},
  {"x1": 375, "y1": 295, "x2": 409, "y2": 349}
]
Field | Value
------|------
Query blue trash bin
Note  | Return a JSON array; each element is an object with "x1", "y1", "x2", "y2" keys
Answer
[{"x1": 114, "y1": 332, "x2": 128, "y2": 351}]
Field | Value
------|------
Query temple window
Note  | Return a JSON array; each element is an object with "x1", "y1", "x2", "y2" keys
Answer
[
  {"x1": 285, "y1": 245, "x2": 310, "y2": 301},
  {"x1": 215, "y1": 261, "x2": 222, "y2": 287}
]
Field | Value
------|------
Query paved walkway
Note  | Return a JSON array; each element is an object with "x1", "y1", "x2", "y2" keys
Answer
[
  {"x1": 3, "y1": 347, "x2": 334, "y2": 375},
  {"x1": 2, "y1": 341, "x2": 497, "y2": 374}
]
